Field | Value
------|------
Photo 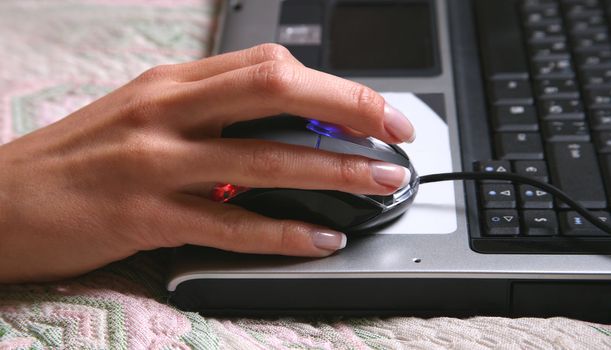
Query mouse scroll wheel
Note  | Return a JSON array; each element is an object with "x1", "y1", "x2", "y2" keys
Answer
[{"x1": 210, "y1": 183, "x2": 250, "y2": 202}]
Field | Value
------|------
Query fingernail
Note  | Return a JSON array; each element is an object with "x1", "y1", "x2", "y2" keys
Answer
[
  {"x1": 384, "y1": 102, "x2": 416, "y2": 143},
  {"x1": 312, "y1": 230, "x2": 347, "y2": 251},
  {"x1": 408, "y1": 129, "x2": 416, "y2": 143},
  {"x1": 371, "y1": 161, "x2": 411, "y2": 188}
]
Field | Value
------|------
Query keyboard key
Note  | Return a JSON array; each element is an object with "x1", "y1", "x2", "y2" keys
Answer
[
  {"x1": 480, "y1": 184, "x2": 517, "y2": 208},
  {"x1": 514, "y1": 160, "x2": 549, "y2": 181},
  {"x1": 491, "y1": 105, "x2": 539, "y2": 131},
  {"x1": 594, "y1": 131, "x2": 611, "y2": 152},
  {"x1": 564, "y1": 3, "x2": 604, "y2": 19},
  {"x1": 543, "y1": 120, "x2": 591, "y2": 142},
  {"x1": 575, "y1": 49, "x2": 611, "y2": 69},
  {"x1": 590, "y1": 108, "x2": 611, "y2": 130},
  {"x1": 526, "y1": 23, "x2": 566, "y2": 43},
  {"x1": 546, "y1": 142, "x2": 607, "y2": 208},
  {"x1": 580, "y1": 67, "x2": 611, "y2": 87},
  {"x1": 585, "y1": 88, "x2": 611, "y2": 108},
  {"x1": 522, "y1": 0, "x2": 557, "y2": 10},
  {"x1": 532, "y1": 58, "x2": 575, "y2": 78},
  {"x1": 494, "y1": 133, "x2": 542, "y2": 159},
  {"x1": 524, "y1": 5, "x2": 562, "y2": 26},
  {"x1": 489, "y1": 79, "x2": 534, "y2": 104},
  {"x1": 529, "y1": 41, "x2": 570, "y2": 60},
  {"x1": 475, "y1": 0, "x2": 530, "y2": 80},
  {"x1": 474, "y1": 160, "x2": 512, "y2": 183},
  {"x1": 518, "y1": 185, "x2": 554, "y2": 208},
  {"x1": 560, "y1": 211, "x2": 611, "y2": 236},
  {"x1": 529, "y1": 40, "x2": 570, "y2": 60},
  {"x1": 568, "y1": 14, "x2": 606, "y2": 33},
  {"x1": 523, "y1": 210, "x2": 559, "y2": 235},
  {"x1": 495, "y1": 132, "x2": 545, "y2": 159},
  {"x1": 475, "y1": 160, "x2": 512, "y2": 173},
  {"x1": 539, "y1": 99, "x2": 585, "y2": 120},
  {"x1": 535, "y1": 78, "x2": 580, "y2": 99},
  {"x1": 562, "y1": 0, "x2": 600, "y2": 5},
  {"x1": 483, "y1": 209, "x2": 520, "y2": 236},
  {"x1": 571, "y1": 30, "x2": 611, "y2": 51}
]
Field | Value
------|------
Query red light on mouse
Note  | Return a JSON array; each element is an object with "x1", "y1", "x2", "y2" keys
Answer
[{"x1": 210, "y1": 183, "x2": 249, "y2": 202}]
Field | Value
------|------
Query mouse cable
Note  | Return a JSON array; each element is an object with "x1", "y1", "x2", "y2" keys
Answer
[{"x1": 418, "y1": 171, "x2": 611, "y2": 235}]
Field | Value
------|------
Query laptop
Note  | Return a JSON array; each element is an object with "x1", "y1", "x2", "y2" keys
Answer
[{"x1": 166, "y1": 0, "x2": 611, "y2": 323}]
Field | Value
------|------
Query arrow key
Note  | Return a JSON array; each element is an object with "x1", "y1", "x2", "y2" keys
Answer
[
  {"x1": 474, "y1": 160, "x2": 512, "y2": 183},
  {"x1": 480, "y1": 184, "x2": 516, "y2": 208},
  {"x1": 483, "y1": 209, "x2": 520, "y2": 236},
  {"x1": 523, "y1": 210, "x2": 558, "y2": 236},
  {"x1": 518, "y1": 185, "x2": 554, "y2": 209}
]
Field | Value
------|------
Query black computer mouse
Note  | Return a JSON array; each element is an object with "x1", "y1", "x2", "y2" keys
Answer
[{"x1": 218, "y1": 116, "x2": 419, "y2": 232}]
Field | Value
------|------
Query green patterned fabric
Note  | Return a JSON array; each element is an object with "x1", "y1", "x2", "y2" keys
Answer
[{"x1": 1, "y1": 1, "x2": 611, "y2": 349}]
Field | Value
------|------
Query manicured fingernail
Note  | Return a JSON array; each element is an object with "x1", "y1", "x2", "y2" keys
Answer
[
  {"x1": 312, "y1": 231, "x2": 347, "y2": 251},
  {"x1": 408, "y1": 129, "x2": 416, "y2": 143},
  {"x1": 384, "y1": 102, "x2": 416, "y2": 143},
  {"x1": 371, "y1": 161, "x2": 411, "y2": 188}
]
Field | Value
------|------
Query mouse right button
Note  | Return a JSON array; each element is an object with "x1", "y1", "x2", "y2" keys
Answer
[{"x1": 229, "y1": 189, "x2": 383, "y2": 231}]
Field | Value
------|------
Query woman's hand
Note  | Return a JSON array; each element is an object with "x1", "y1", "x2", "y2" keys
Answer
[{"x1": 0, "y1": 44, "x2": 415, "y2": 283}]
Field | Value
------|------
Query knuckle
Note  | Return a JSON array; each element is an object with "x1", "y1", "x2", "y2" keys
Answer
[
  {"x1": 277, "y1": 220, "x2": 298, "y2": 251},
  {"x1": 215, "y1": 208, "x2": 249, "y2": 244},
  {"x1": 121, "y1": 134, "x2": 171, "y2": 178},
  {"x1": 245, "y1": 145, "x2": 287, "y2": 180},
  {"x1": 124, "y1": 87, "x2": 180, "y2": 126},
  {"x1": 252, "y1": 60, "x2": 296, "y2": 95},
  {"x1": 136, "y1": 64, "x2": 175, "y2": 83},
  {"x1": 337, "y1": 156, "x2": 365, "y2": 185},
  {"x1": 125, "y1": 96, "x2": 159, "y2": 126},
  {"x1": 124, "y1": 134, "x2": 155, "y2": 162},
  {"x1": 352, "y1": 84, "x2": 385, "y2": 121},
  {"x1": 256, "y1": 43, "x2": 294, "y2": 62}
]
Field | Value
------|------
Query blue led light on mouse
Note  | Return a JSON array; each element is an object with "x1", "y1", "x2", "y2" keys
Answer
[
  {"x1": 307, "y1": 120, "x2": 402, "y2": 154},
  {"x1": 306, "y1": 120, "x2": 341, "y2": 138}
]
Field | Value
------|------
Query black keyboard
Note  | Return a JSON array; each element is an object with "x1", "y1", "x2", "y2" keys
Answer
[{"x1": 473, "y1": 0, "x2": 611, "y2": 253}]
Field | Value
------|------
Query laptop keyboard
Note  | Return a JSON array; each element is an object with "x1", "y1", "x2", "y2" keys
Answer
[{"x1": 473, "y1": 0, "x2": 611, "y2": 253}]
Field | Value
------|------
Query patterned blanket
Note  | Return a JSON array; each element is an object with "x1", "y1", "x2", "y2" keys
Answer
[{"x1": 1, "y1": 1, "x2": 610, "y2": 349}]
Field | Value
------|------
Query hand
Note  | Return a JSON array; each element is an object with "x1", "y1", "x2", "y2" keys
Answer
[{"x1": 0, "y1": 44, "x2": 415, "y2": 283}]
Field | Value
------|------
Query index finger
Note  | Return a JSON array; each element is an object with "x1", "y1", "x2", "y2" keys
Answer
[{"x1": 179, "y1": 61, "x2": 416, "y2": 144}]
